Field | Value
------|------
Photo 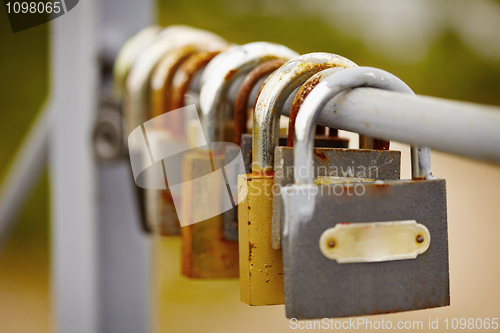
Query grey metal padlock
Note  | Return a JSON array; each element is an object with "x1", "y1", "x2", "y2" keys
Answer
[
  {"x1": 281, "y1": 67, "x2": 449, "y2": 319},
  {"x1": 271, "y1": 67, "x2": 401, "y2": 249}
]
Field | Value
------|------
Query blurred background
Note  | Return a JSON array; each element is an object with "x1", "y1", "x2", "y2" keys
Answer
[{"x1": 1, "y1": 0, "x2": 500, "y2": 332}]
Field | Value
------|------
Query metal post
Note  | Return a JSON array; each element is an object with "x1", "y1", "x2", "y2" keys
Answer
[{"x1": 50, "y1": 0, "x2": 154, "y2": 333}]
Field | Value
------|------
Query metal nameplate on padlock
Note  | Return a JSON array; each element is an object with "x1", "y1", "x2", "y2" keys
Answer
[{"x1": 318, "y1": 220, "x2": 431, "y2": 263}]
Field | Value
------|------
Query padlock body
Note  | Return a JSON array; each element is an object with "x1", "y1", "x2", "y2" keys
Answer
[
  {"x1": 181, "y1": 149, "x2": 239, "y2": 278},
  {"x1": 272, "y1": 147, "x2": 401, "y2": 249},
  {"x1": 145, "y1": 188, "x2": 180, "y2": 235},
  {"x1": 281, "y1": 179, "x2": 449, "y2": 319},
  {"x1": 238, "y1": 173, "x2": 285, "y2": 305}
]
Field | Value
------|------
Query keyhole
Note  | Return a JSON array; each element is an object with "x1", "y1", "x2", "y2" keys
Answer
[{"x1": 416, "y1": 235, "x2": 424, "y2": 243}]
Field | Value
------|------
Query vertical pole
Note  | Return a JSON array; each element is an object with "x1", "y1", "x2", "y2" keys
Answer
[
  {"x1": 49, "y1": 0, "x2": 100, "y2": 332},
  {"x1": 50, "y1": 0, "x2": 154, "y2": 332}
]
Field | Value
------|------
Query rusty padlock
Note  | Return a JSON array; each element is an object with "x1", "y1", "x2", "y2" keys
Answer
[
  {"x1": 237, "y1": 53, "x2": 357, "y2": 306},
  {"x1": 180, "y1": 42, "x2": 298, "y2": 278},
  {"x1": 271, "y1": 67, "x2": 402, "y2": 249},
  {"x1": 147, "y1": 43, "x2": 229, "y2": 236},
  {"x1": 281, "y1": 67, "x2": 449, "y2": 319},
  {"x1": 124, "y1": 26, "x2": 228, "y2": 235}
]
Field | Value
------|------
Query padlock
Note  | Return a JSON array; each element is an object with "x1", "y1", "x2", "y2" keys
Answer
[
  {"x1": 180, "y1": 42, "x2": 298, "y2": 278},
  {"x1": 271, "y1": 67, "x2": 401, "y2": 249},
  {"x1": 146, "y1": 44, "x2": 229, "y2": 236},
  {"x1": 223, "y1": 59, "x2": 288, "y2": 241},
  {"x1": 113, "y1": 26, "x2": 166, "y2": 231},
  {"x1": 281, "y1": 67, "x2": 449, "y2": 319},
  {"x1": 237, "y1": 53, "x2": 356, "y2": 306},
  {"x1": 123, "y1": 26, "x2": 228, "y2": 235}
]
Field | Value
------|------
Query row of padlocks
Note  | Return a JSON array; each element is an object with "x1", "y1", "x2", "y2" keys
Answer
[{"x1": 111, "y1": 25, "x2": 450, "y2": 320}]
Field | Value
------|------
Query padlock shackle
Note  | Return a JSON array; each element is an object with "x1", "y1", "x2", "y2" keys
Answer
[
  {"x1": 166, "y1": 50, "x2": 223, "y2": 139},
  {"x1": 150, "y1": 45, "x2": 198, "y2": 118},
  {"x1": 252, "y1": 53, "x2": 357, "y2": 173},
  {"x1": 124, "y1": 26, "x2": 228, "y2": 133},
  {"x1": 113, "y1": 25, "x2": 162, "y2": 101},
  {"x1": 287, "y1": 67, "x2": 390, "y2": 149},
  {"x1": 170, "y1": 50, "x2": 222, "y2": 111},
  {"x1": 293, "y1": 66, "x2": 432, "y2": 185},
  {"x1": 199, "y1": 42, "x2": 299, "y2": 145},
  {"x1": 287, "y1": 67, "x2": 344, "y2": 147},
  {"x1": 234, "y1": 59, "x2": 287, "y2": 146}
]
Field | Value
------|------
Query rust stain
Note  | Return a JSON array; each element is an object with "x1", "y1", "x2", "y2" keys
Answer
[
  {"x1": 170, "y1": 50, "x2": 221, "y2": 111},
  {"x1": 234, "y1": 59, "x2": 286, "y2": 145},
  {"x1": 314, "y1": 149, "x2": 328, "y2": 161},
  {"x1": 225, "y1": 69, "x2": 238, "y2": 81},
  {"x1": 249, "y1": 242, "x2": 256, "y2": 261},
  {"x1": 287, "y1": 66, "x2": 338, "y2": 147}
]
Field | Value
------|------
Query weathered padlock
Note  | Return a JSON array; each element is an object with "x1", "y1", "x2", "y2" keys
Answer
[
  {"x1": 224, "y1": 59, "x2": 288, "y2": 240},
  {"x1": 114, "y1": 26, "x2": 167, "y2": 231},
  {"x1": 271, "y1": 67, "x2": 401, "y2": 249},
  {"x1": 124, "y1": 26, "x2": 228, "y2": 235},
  {"x1": 180, "y1": 42, "x2": 297, "y2": 278},
  {"x1": 147, "y1": 43, "x2": 229, "y2": 236},
  {"x1": 281, "y1": 67, "x2": 449, "y2": 319},
  {"x1": 237, "y1": 53, "x2": 356, "y2": 306}
]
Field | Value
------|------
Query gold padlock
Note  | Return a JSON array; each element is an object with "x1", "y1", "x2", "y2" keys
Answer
[{"x1": 238, "y1": 53, "x2": 357, "y2": 305}]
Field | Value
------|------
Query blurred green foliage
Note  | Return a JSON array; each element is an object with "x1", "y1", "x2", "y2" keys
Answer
[
  {"x1": 0, "y1": 1, "x2": 49, "y2": 248},
  {"x1": 159, "y1": 0, "x2": 500, "y2": 105}
]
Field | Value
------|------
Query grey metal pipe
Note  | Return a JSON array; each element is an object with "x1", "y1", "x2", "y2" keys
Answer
[
  {"x1": 282, "y1": 87, "x2": 500, "y2": 165},
  {"x1": 293, "y1": 67, "x2": 428, "y2": 185}
]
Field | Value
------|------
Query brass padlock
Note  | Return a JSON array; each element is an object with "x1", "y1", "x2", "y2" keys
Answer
[
  {"x1": 225, "y1": 58, "x2": 301, "y2": 241},
  {"x1": 281, "y1": 67, "x2": 449, "y2": 319},
  {"x1": 238, "y1": 53, "x2": 356, "y2": 306}
]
